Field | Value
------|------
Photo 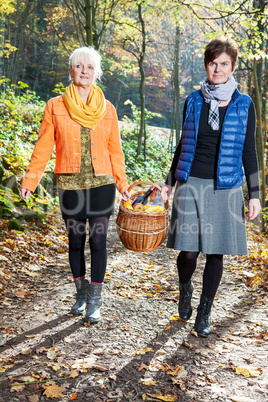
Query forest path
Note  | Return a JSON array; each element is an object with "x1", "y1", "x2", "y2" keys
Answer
[{"x1": 0, "y1": 209, "x2": 267, "y2": 402}]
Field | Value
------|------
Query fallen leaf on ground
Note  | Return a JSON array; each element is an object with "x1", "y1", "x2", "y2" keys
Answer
[
  {"x1": 71, "y1": 355, "x2": 97, "y2": 370},
  {"x1": 69, "y1": 370, "x2": 79, "y2": 378},
  {"x1": 171, "y1": 316, "x2": 183, "y2": 321},
  {"x1": 138, "y1": 363, "x2": 149, "y2": 371},
  {"x1": 43, "y1": 384, "x2": 67, "y2": 399},
  {"x1": 36, "y1": 347, "x2": 47, "y2": 354},
  {"x1": 10, "y1": 384, "x2": 25, "y2": 392},
  {"x1": 46, "y1": 348, "x2": 57, "y2": 360},
  {"x1": 141, "y1": 378, "x2": 158, "y2": 385},
  {"x1": 17, "y1": 375, "x2": 37, "y2": 382},
  {"x1": 93, "y1": 364, "x2": 109, "y2": 372},
  {"x1": 27, "y1": 395, "x2": 39, "y2": 402},
  {"x1": 167, "y1": 365, "x2": 187, "y2": 378},
  {"x1": 137, "y1": 347, "x2": 153, "y2": 355},
  {"x1": 233, "y1": 365, "x2": 262, "y2": 377},
  {"x1": 0, "y1": 364, "x2": 14, "y2": 372},
  {"x1": 69, "y1": 392, "x2": 77, "y2": 400},
  {"x1": 152, "y1": 394, "x2": 177, "y2": 401},
  {"x1": 182, "y1": 341, "x2": 194, "y2": 350}
]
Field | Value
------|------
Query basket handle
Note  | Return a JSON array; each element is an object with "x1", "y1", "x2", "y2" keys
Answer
[{"x1": 127, "y1": 180, "x2": 162, "y2": 193}]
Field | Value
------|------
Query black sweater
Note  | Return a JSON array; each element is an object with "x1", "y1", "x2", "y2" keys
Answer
[{"x1": 165, "y1": 100, "x2": 260, "y2": 199}]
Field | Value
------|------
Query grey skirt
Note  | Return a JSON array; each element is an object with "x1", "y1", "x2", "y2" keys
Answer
[{"x1": 167, "y1": 177, "x2": 247, "y2": 255}]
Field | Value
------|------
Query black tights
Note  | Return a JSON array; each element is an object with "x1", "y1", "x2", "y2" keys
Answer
[
  {"x1": 65, "y1": 216, "x2": 110, "y2": 283},
  {"x1": 177, "y1": 251, "x2": 223, "y2": 300}
]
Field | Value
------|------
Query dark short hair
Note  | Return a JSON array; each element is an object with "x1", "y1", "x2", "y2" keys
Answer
[{"x1": 204, "y1": 37, "x2": 239, "y2": 69}]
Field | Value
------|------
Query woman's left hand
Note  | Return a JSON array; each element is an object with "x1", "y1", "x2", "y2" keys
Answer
[
  {"x1": 121, "y1": 190, "x2": 131, "y2": 201},
  {"x1": 247, "y1": 198, "x2": 261, "y2": 220}
]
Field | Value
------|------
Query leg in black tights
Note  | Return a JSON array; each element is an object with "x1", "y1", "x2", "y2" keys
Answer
[
  {"x1": 177, "y1": 251, "x2": 199, "y2": 284},
  {"x1": 202, "y1": 254, "x2": 223, "y2": 300},
  {"x1": 177, "y1": 251, "x2": 223, "y2": 298},
  {"x1": 88, "y1": 216, "x2": 110, "y2": 284},
  {"x1": 65, "y1": 216, "x2": 110, "y2": 283},
  {"x1": 65, "y1": 219, "x2": 87, "y2": 279}
]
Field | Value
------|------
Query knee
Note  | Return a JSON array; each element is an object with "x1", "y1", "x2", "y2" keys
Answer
[
  {"x1": 89, "y1": 234, "x2": 106, "y2": 252},
  {"x1": 69, "y1": 238, "x2": 84, "y2": 252},
  {"x1": 178, "y1": 251, "x2": 198, "y2": 265}
]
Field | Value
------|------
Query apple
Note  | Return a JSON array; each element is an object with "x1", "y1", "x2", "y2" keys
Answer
[{"x1": 133, "y1": 203, "x2": 145, "y2": 211}]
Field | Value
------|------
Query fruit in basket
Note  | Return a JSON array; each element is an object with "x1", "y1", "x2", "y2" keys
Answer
[
  {"x1": 147, "y1": 205, "x2": 166, "y2": 212},
  {"x1": 123, "y1": 201, "x2": 133, "y2": 210},
  {"x1": 133, "y1": 203, "x2": 145, "y2": 211},
  {"x1": 132, "y1": 185, "x2": 156, "y2": 207}
]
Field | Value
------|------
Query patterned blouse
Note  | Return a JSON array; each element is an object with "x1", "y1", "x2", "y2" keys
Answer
[{"x1": 57, "y1": 127, "x2": 115, "y2": 190}]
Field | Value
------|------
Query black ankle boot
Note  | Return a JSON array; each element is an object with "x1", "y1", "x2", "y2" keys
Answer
[
  {"x1": 178, "y1": 280, "x2": 194, "y2": 321},
  {"x1": 193, "y1": 295, "x2": 213, "y2": 337}
]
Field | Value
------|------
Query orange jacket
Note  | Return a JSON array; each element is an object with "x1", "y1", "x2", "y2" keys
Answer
[{"x1": 21, "y1": 96, "x2": 129, "y2": 194}]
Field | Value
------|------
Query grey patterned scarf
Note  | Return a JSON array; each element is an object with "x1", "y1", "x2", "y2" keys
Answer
[{"x1": 201, "y1": 76, "x2": 237, "y2": 130}]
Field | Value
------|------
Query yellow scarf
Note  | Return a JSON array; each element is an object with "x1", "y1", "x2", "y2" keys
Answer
[{"x1": 62, "y1": 82, "x2": 106, "y2": 129}]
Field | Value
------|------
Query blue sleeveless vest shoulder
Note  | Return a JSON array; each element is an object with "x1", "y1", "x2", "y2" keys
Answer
[{"x1": 175, "y1": 89, "x2": 251, "y2": 189}]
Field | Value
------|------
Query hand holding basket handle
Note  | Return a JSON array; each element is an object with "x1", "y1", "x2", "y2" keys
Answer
[{"x1": 161, "y1": 184, "x2": 172, "y2": 202}]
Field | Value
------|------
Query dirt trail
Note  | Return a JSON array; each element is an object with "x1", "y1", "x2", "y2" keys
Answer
[{"x1": 0, "y1": 212, "x2": 267, "y2": 402}]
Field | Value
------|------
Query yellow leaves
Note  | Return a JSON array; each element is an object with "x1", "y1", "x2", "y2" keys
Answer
[
  {"x1": 171, "y1": 316, "x2": 183, "y2": 321},
  {"x1": 136, "y1": 347, "x2": 153, "y2": 355},
  {"x1": 233, "y1": 365, "x2": 262, "y2": 377},
  {"x1": 142, "y1": 394, "x2": 177, "y2": 401},
  {"x1": 251, "y1": 276, "x2": 262, "y2": 285},
  {"x1": 249, "y1": 251, "x2": 258, "y2": 258},
  {"x1": 260, "y1": 250, "x2": 268, "y2": 259},
  {"x1": 43, "y1": 384, "x2": 67, "y2": 399},
  {"x1": 69, "y1": 370, "x2": 79, "y2": 378},
  {"x1": 0, "y1": 364, "x2": 14, "y2": 373},
  {"x1": 51, "y1": 364, "x2": 61, "y2": 372}
]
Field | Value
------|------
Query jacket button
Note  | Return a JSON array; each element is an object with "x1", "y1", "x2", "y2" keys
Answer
[
  {"x1": 92, "y1": 142, "x2": 95, "y2": 145},
  {"x1": 96, "y1": 172, "x2": 99, "y2": 174},
  {"x1": 93, "y1": 157, "x2": 96, "y2": 160}
]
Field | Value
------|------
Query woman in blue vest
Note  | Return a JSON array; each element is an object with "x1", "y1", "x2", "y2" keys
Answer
[{"x1": 161, "y1": 37, "x2": 261, "y2": 337}]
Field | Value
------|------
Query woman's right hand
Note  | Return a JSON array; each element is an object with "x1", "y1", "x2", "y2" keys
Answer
[
  {"x1": 20, "y1": 188, "x2": 32, "y2": 200},
  {"x1": 161, "y1": 184, "x2": 172, "y2": 202}
]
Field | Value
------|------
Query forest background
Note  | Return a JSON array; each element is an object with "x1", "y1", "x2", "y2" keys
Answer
[{"x1": 0, "y1": 0, "x2": 267, "y2": 232}]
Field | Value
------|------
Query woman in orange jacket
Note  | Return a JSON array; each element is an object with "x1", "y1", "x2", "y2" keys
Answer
[{"x1": 21, "y1": 46, "x2": 130, "y2": 323}]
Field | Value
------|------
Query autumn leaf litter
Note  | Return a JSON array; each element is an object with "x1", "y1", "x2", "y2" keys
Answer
[{"x1": 0, "y1": 202, "x2": 267, "y2": 401}]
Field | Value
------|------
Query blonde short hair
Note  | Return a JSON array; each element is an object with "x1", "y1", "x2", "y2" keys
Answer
[{"x1": 69, "y1": 46, "x2": 103, "y2": 80}]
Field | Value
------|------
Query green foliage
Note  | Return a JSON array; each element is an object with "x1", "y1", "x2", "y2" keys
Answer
[
  {"x1": 0, "y1": 77, "x2": 47, "y2": 171},
  {"x1": 123, "y1": 99, "x2": 162, "y2": 127},
  {"x1": 122, "y1": 129, "x2": 172, "y2": 182},
  {"x1": 52, "y1": 82, "x2": 66, "y2": 95},
  {"x1": 121, "y1": 101, "x2": 172, "y2": 182},
  {"x1": 0, "y1": 78, "x2": 57, "y2": 226}
]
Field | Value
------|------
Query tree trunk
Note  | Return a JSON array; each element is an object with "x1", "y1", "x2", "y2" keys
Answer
[
  {"x1": 253, "y1": 59, "x2": 265, "y2": 225},
  {"x1": 174, "y1": 24, "x2": 181, "y2": 145},
  {"x1": 137, "y1": 2, "x2": 146, "y2": 157},
  {"x1": 85, "y1": 0, "x2": 93, "y2": 46},
  {"x1": 0, "y1": 15, "x2": 5, "y2": 76}
]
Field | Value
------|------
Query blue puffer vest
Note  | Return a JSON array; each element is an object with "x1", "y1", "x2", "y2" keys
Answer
[{"x1": 175, "y1": 89, "x2": 251, "y2": 189}]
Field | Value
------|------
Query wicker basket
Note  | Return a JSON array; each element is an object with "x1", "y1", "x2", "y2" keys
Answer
[{"x1": 116, "y1": 181, "x2": 170, "y2": 252}]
